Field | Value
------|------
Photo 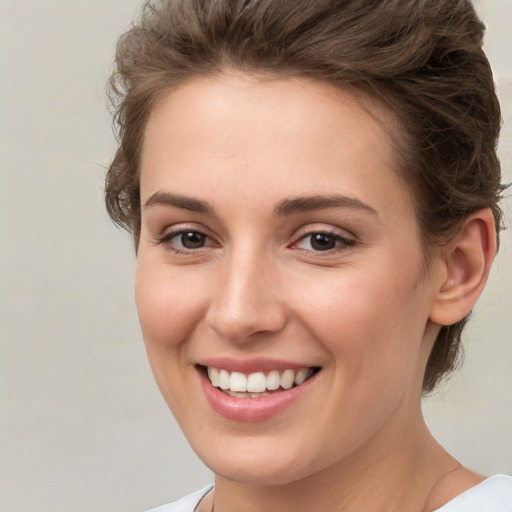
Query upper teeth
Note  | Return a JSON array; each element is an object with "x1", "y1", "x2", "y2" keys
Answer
[{"x1": 207, "y1": 367, "x2": 313, "y2": 393}]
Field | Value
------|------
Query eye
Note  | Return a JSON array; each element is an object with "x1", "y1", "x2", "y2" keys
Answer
[
  {"x1": 173, "y1": 230, "x2": 208, "y2": 249},
  {"x1": 155, "y1": 228, "x2": 215, "y2": 252},
  {"x1": 294, "y1": 231, "x2": 354, "y2": 252}
]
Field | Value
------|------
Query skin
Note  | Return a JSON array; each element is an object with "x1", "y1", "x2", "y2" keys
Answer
[{"x1": 136, "y1": 73, "x2": 493, "y2": 511}]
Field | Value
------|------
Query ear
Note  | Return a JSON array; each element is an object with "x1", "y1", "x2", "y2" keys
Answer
[{"x1": 429, "y1": 208, "x2": 497, "y2": 326}]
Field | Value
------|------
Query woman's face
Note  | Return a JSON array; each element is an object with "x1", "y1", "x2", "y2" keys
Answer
[{"x1": 136, "y1": 73, "x2": 443, "y2": 485}]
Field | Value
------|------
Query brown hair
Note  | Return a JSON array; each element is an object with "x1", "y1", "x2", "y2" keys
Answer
[{"x1": 105, "y1": 0, "x2": 504, "y2": 392}]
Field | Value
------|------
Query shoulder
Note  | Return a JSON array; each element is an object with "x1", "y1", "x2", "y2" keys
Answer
[
  {"x1": 144, "y1": 486, "x2": 214, "y2": 512},
  {"x1": 433, "y1": 475, "x2": 512, "y2": 512}
]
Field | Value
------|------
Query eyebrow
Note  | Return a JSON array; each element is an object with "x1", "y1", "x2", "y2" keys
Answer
[
  {"x1": 273, "y1": 195, "x2": 378, "y2": 216},
  {"x1": 143, "y1": 191, "x2": 213, "y2": 213},
  {"x1": 143, "y1": 191, "x2": 377, "y2": 217}
]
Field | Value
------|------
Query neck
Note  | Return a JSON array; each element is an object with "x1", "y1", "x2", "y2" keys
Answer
[{"x1": 211, "y1": 403, "x2": 459, "y2": 512}]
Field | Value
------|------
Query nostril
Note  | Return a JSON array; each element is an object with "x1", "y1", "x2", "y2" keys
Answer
[{"x1": 205, "y1": 312, "x2": 287, "y2": 343}]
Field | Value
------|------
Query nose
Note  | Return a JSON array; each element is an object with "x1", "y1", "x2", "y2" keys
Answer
[{"x1": 205, "y1": 245, "x2": 287, "y2": 343}]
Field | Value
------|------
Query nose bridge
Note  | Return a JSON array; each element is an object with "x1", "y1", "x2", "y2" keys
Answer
[{"x1": 206, "y1": 238, "x2": 286, "y2": 342}]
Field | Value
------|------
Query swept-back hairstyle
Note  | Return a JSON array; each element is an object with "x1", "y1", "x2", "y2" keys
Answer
[{"x1": 105, "y1": 0, "x2": 504, "y2": 392}]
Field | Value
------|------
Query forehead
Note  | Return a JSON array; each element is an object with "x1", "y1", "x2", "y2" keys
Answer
[
  {"x1": 143, "y1": 73, "x2": 395, "y2": 152},
  {"x1": 140, "y1": 73, "x2": 412, "y2": 220}
]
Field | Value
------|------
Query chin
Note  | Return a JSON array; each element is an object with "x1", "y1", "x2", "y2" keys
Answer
[
  {"x1": 190, "y1": 434, "x2": 329, "y2": 487},
  {"x1": 209, "y1": 459, "x2": 311, "y2": 487}
]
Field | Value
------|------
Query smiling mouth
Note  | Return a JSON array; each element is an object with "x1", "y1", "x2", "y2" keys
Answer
[{"x1": 200, "y1": 366, "x2": 321, "y2": 398}]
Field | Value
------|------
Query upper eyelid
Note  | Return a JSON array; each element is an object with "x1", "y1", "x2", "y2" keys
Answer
[
  {"x1": 153, "y1": 225, "x2": 215, "y2": 247},
  {"x1": 159, "y1": 222, "x2": 212, "y2": 237},
  {"x1": 291, "y1": 223, "x2": 356, "y2": 241},
  {"x1": 292, "y1": 232, "x2": 355, "y2": 247},
  {"x1": 159, "y1": 229, "x2": 209, "y2": 242},
  {"x1": 298, "y1": 228, "x2": 352, "y2": 238}
]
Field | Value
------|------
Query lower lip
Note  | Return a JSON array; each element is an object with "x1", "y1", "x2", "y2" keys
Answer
[{"x1": 198, "y1": 368, "x2": 318, "y2": 422}]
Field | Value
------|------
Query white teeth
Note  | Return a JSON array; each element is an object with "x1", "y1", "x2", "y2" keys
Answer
[
  {"x1": 207, "y1": 366, "x2": 315, "y2": 394},
  {"x1": 229, "y1": 372, "x2": 247, "y2": 392},
  {"x1": 207, "y1": 367, "x2": 220, "y2": 387},
  {"x1": 294, "y1": 368, "x2": 310, "y2": 385},
  {"x1": 266, "y1": 370, "x2": 280, "y2": 391},
  {"x1": 226, "y1": 390, "x2": 249, "y2": 398},
  {"x1": 219, "y1": 369, "x2": 230, "y2": 390},
  {"x1": 280, "y1": 369, "x2": 295, "y2": 390},
  {"x1": 225, "y1": 391, "x2": 272, "y2": 398},
  {"x1": 247, "y1": 372, "x2": 267, "y2": 393}
]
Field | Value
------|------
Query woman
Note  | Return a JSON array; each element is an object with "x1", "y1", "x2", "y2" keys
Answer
[{"x1": 105, "y1": 0, "x2": 511, "y2": 510}]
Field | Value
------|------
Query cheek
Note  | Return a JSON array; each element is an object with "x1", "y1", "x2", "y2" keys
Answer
[
  {"x1": 135, "y1": 260, "x2": 208, "y2": 350},
  {"x1": 293, "y1": 264, "x2": 429, "y2": 380},
  {"x1": 288, "y1": 269, "x2": 429, "y2": 454},
  {"x1": 134, "y1": 260, "x2": 210, "y2": 417}
]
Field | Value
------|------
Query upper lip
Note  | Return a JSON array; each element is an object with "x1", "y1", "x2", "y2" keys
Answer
[{"x1": 197, "y1": 357, "x2": 320, "y2": 374}]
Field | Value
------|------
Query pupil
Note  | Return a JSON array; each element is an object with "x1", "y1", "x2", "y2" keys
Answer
[
  {"x1": 311, "y1": 233, "x2": 335, "y2": 251},
  {"x1": 181, "y1": 232, "x2": 205, "y2": 249}
]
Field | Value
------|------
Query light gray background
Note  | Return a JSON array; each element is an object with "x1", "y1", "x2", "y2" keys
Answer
[{"x1": 0, "y1": 1, "x2": 510, "y2": 511}]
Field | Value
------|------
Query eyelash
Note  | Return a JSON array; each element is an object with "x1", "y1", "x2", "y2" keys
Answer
[
  {"x1": 291, "y1": 231, "x2": 356, "y2": 254},
  {"x1": 154, "y1": 227, "x2": 355, "y2": 255},
  {"x1": 154, "y1": 228, "x2": 214, "y2": 254}
]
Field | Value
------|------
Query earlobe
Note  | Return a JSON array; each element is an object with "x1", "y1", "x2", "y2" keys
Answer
[{"x1": 430, "y1": 209, "x2": 497, "y2": 326}]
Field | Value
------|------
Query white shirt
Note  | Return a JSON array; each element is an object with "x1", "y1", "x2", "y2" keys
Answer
[
  {"x1": 145, "y1": 474, "x2": 512, "y2": 512},
  {"x1": 432, "y1": 475, "x2": 512, "y2": 511}
]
